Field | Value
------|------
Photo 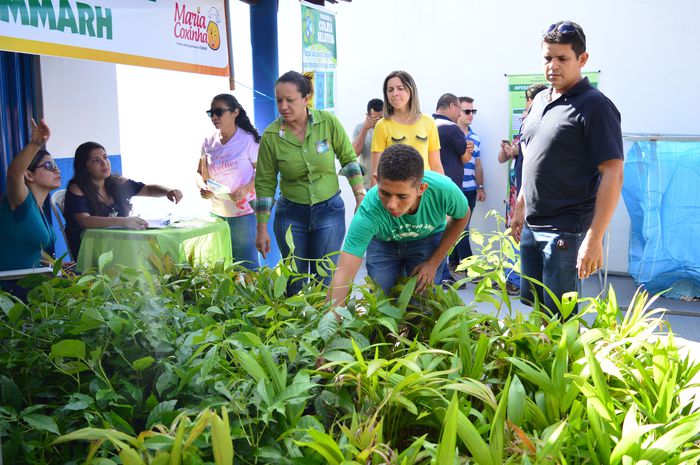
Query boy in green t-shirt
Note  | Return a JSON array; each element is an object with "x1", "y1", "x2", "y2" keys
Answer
[{"x1": 328, "y1": 144, "x2": 470, "y2": 306}]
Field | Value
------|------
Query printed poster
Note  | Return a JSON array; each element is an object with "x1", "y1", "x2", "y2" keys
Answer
[
  {"x1": 301, "y1": 2, "x2": 336, "y2": 111},
  {"x1": 0, "y1": 0, "x2": 230, "y2": 76}
]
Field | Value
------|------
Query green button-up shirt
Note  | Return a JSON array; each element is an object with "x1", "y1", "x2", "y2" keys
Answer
[{"x1": 255, "y1": 109, "x2": 361, "y2": 222}]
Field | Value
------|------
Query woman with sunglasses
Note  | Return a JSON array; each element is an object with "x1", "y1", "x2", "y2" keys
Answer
[
  {"x1": 255, "y1": 70, "x2": 364, "y2": 295},
  {"x1": 197, "y1": 93, "x2": 260, "y2": 270},
  {"x1": 63, "y1": 141, "x2": 183, "y2": 259},
  {"x1": 0, "y1": 119, "x2": 61, "y2": 293},
  {"x1": 369, "y1": 70, "x2": 443, "y2": 186}
]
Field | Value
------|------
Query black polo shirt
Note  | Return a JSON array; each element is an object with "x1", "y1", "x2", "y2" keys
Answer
[
  {"x1": 520, "y1": 77, "x2": 623, "y2": 233},
  {"x1": 433, "y1": 114, "x2": 467, "y2": 187}
]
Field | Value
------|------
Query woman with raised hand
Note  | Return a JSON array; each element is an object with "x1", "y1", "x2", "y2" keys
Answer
[
  {"x1": 370, "y1": 70, "x2": 443, "y2": 186},
  {"x1": 197, "y1": 93, "x2": 260, "y2": 270},
  {"x1": 0, "y1": 119, "x2": 61, "y2": 274},
  {"x1": 63, "y1": 142, "x2": 183, "y2": 259},
  {"x1": 255, "y1": 70, "x2": 365, "y2": 294}
]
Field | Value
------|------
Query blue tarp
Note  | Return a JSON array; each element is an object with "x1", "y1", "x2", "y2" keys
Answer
[{"x1": 622, "y1": 140, "x2": 700, "y2": 299}]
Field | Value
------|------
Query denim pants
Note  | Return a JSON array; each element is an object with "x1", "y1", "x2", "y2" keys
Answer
[
  {"x1": 366, "y1": 232, "x2": 443, "y2": 295},
  {"x1": 449, "y1": 189, "x2": 477, "y2": 266},
  {"x1": 273, "y1": 191, "x2": 345, "y2": 294},
  {"x1": 214, "y1": 212, "x2": 259, "y2": 270},
  {"x1": 519, "y1": 226, "x2": 582, "y2": 315}
]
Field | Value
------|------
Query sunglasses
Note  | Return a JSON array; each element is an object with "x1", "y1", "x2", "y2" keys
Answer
[
  {"x1": 206, "y1": 108, "x2": 233, "y2": 118},
  {"x1": 462, "y1": 109, "x2": 477, "y2": 115},
  {"x1": 545, "y1": 21, "x2": 585, "y2": 41},
  {"x1": 35, "y1": 160, "x2": 59, "y2": 172}
]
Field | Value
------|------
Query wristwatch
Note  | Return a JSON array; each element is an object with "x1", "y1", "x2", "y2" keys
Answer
[
  {"x1": 354, "y1": 188, "x2": 367, "y2": 197},
  {"x1": 477, "y1": 185, "x2": 484, "y2": 190}
]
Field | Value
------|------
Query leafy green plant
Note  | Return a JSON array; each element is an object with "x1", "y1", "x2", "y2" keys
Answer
[{"x1": 1, "y1": 218, "x2": 699, "y2": 465}]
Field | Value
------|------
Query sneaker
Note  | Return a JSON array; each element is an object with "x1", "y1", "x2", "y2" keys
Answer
[
  {"x1": 506, "y1": 282, "x2": 520, "y2": 296},
  {"x1": 441, "y1": 276, "x2": 456, "y2": 289},
  {"x1": 442, "y1": 276, "x2": 467, "y2": 290}
]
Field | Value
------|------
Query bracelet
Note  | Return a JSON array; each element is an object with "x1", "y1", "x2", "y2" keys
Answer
[{"x1": 353, "y1": 188, "x2": 367, "y2": 197}]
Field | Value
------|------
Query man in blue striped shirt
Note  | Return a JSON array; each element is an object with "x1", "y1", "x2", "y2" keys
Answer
[{"x1": 449, "y1": 96, "x2": 484, "y2": 269}]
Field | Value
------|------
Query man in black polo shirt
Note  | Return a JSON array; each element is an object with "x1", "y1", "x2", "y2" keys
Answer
[
  {"x1": 433, "y1": 93, "x2": 473, "y2": 285},
  {"x1": 511, "y1": 21, "x2": 624, "y2": 316}
]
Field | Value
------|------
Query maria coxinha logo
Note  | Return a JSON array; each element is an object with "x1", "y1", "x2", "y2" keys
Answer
[
  {"x1": 173, "y1": 3, "x2": 222, "y2": 51},
  {"x1": 0, "y1": 0, "x2": 113, "y2": 39}
]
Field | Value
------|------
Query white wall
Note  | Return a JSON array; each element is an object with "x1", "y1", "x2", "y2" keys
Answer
[
  {"x1": 324, "y1": 0, "x2": 700, "y2": 273},
  {"x1": 40, "y1": 57, "x2": 120, "y2": 158},
  {"x1": 116, "y1": 1, "x2": 254, "y2": 219}
]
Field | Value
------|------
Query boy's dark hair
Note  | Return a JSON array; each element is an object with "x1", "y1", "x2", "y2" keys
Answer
[
  {"x1": 367, "y1": 98, "x2": 383, "y2": 113},
  {"x1": 525, "y1": 84, "x2": 548, "y2": 101},
  {"x1": 542, "y1": 20, "x2": 586, "y2": 57},
  {"x1": 436, "y1": 93, "x2": 459, "y2": 110},
  {"x1": 377, "y1": 144, "x2": 424, "y2": 187}
]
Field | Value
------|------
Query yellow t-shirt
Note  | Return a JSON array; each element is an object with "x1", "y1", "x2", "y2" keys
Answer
[{"x1": 370, "y1": 114, "x2": 441, "y2": 169}]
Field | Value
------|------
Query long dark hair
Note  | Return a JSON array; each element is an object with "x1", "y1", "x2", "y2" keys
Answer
[
  {"x1": 69, "y1": 141, "x2": 133, "y2": 215},
  {"x1": 212, "y1": 94, "x2": 261, "y2": 143}
]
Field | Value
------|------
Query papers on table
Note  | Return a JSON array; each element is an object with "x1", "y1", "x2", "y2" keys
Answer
[
  {"x1": 0, "y1": 267, "x2": 53, "y2": 280},
  {"x1": 206, "y1": 179, "x2": 231, "y2": 199},
  {"x1": 145, "y1": 218, "x2": 171, "y2": 229}
]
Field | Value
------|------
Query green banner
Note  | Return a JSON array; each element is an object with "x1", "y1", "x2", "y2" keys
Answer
[
  {"x1": 507, "y1": 72, "x2": 599, "y2": 139},
  {"x1": 301, "y1": 2, "x2": 337, "y2": 110}
]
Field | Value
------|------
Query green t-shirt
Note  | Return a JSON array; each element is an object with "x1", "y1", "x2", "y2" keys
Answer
[{"x1": 342, "y1": 171, "x2": 469, "y2": 258}]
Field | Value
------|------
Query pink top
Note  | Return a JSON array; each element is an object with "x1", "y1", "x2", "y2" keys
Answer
[{"x1": 201, "y1": 128, "x2": 259, "y2": 217}]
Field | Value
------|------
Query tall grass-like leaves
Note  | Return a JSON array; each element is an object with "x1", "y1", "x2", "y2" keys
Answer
[{"x1": 434, "y1": 393, "x2": 459, "y2": 465}]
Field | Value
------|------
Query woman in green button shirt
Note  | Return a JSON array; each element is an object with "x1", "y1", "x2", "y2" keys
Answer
[{"x1": 255, "y1": 71, "x2": 365, "y2": 294}]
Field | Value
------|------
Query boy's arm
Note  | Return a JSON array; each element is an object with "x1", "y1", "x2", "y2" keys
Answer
[
  {"x1": 327, "y1": 252, "x2": 364, "y2": 307},
  {"x1": 411, "y1": 213, "x2": 470, "y2": 292}
]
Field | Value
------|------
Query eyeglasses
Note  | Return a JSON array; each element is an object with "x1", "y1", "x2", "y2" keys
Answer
[
  {"x1": 545, "y1": 21, "x2": 585, "y2": 42},
  {"x1": 206, "y1": 108, "x2": 233, "y2": 118},
  {"x1": 462, "y1": 109, "x2": 477, "y2": 115},
  {"x1": 35, "y1": 160, "x2": 59, "y2": 172}
]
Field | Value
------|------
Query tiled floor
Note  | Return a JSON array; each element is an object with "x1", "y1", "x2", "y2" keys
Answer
[
  {"x1": 453, "y1": 273, "x2": 700, "y2": 341},
  {"x1": 355, "y1": 264, "x2": 700, "y2": 342}
]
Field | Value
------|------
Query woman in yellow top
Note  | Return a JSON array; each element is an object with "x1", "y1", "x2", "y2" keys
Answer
[{"x1": 370, "y1": 70, "x2": 443, "y2": 186}]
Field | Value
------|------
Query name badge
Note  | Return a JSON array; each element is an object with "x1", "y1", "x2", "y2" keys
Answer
[{"x1": 315, "y1": 139, "x2": 330, "y2": 154}]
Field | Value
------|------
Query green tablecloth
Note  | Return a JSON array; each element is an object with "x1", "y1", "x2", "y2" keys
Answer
[{"x1": 76, "y1": 219, "x2": 232, "y2": 272}]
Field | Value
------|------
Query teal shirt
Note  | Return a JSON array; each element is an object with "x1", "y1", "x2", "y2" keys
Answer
[
  {"x1": 255, "y1": 109, "x2": 360, "y2": 222},
  {"x1": 342, "y1": 171, "x2": 469, "y2": 257},
  {"x1": 0, "y1": 191, "x2": 56, "y2": 271}
]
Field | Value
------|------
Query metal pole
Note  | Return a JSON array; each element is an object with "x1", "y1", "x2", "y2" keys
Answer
[
  {"x1": 250, "y1": 0, "x2": 280, "y2": 267},
  {"x1": 224, "y1": 0, "x2": 235, "y2": 90}
]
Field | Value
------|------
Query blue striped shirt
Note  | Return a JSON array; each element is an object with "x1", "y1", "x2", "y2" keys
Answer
[{"x1": 462, "y1": 127, "x2": 481, "y2": 191}]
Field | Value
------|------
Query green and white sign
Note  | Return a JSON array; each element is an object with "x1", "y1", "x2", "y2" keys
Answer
[
  {"x1": 507, "y1": 72, "x2": 599, "y2": 139},
  {"x1": 0, "y1": 0, "x2": 230, "y2": 76},
  {"x1": 301, "y1": 1, "x2": 336, "y2": 110}
]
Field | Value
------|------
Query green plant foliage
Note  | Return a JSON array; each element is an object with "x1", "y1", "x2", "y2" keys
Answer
[{"x1": 1, "y1": 214, "x2": 699, "y2": 464}]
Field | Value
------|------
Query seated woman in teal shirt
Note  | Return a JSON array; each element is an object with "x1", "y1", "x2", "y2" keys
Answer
[{"x1": 0, "y1": 119, "x2": 61, "y2": 295}]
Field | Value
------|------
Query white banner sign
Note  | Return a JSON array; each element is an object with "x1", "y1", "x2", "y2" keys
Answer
[{"x1": 0, "y1": 0, "x2": 230, "y2": 76}]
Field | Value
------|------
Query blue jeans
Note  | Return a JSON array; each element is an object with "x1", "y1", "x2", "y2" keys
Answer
[
  {"x1": 273, "y1": 191, "x2": 345, "y2": 294},
  {"x1": 449, "y1": 189, "x2": 477, "y2": 266},
  {"x1": 214, "y1": 213, "x2": 259, "y2": 270},
  {"x1": 519, "y1": 226, "x2": 582, "y2": 315},
  {"x1": 366, "y1": 232, "x2": 443, "y2": 295}
]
